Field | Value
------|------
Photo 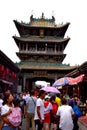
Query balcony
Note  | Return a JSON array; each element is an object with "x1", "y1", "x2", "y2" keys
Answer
[{"x1": 19, "y1": 50, "x2": 63, "y2": 55}]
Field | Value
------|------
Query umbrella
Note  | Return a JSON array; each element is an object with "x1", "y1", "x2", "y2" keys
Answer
[
  {"x1": 40, "y1": 86, "x2": 60, "y2": 93},
  {"x1": 68, "y1": 74, "x2": 84, "y2": 85},
  {"x1": 52, "y1": 77, "x2": 73, "y2": 87}
]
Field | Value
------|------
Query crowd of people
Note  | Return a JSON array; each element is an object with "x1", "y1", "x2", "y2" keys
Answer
[{"x1": 0, "y1": 88, "x2": 82, "y2": 130}]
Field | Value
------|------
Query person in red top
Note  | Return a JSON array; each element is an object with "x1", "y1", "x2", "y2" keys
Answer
[
  {"x1": 50, "y1": 95, "x2": 58, "y2": 130},
  {"x1": 44, "y1": 95, "x2": 52, "y2": 130}
]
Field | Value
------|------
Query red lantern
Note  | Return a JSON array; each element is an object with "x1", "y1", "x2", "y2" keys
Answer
[
  {"x1": 14, "y1": 74, "x2": 16, "y2": 78},
  {"x1": 0, "y1": 65, "x2": 4, "y2": 72},
  {"x1": 5, "y1": 68, "x2": 9, "y2": 75},
  {"x1": 11, "y1": 72, "x2": 14, "y2": 78},
  {"x1": 12, "y1": 72, "x2": 16, "y2": 78}
]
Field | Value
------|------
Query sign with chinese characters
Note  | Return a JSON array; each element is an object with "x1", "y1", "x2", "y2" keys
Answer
[{"x1": 34, "y1": 71, "x2": 47, "y2": 76}]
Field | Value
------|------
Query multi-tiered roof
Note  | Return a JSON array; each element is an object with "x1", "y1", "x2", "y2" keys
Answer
[{"x1": 13, "y1": 13, "x2": 75, "y2": 71}]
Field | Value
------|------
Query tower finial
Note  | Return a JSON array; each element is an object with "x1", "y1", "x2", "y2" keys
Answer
[
  {"x1": 52, "y1": 10, "x2": 55, "y2": 22},
  {"x1": 30, "y1": 10, "x2": 34, "y2": 21},
  {"x1": 42, "y1": 12, "x2": 44, "y2": 18}
]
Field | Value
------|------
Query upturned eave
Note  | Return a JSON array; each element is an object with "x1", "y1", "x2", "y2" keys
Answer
[
  {"x1": 16, "y1": 61, "x2": 76, "y2": 71},
  {"x1": 13, "y1": 20, "x2": 70, "y2": 37},
  {"x1": 13, "y1": 36, "x2": 70, "y2": 46}
]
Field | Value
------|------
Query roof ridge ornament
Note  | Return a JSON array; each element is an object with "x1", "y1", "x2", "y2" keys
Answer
[
  {"x1": 42, "y1": 12, "x2": 44, "y2": 19},
  {"x1": 52, "y1": 16, "x2": 55, "y2": 22},
  {"x1": 30, "y1": 10, "x2": 34, "y2": 21},
  {"x1": 30, "y1": 14, "x2": 33, "y2": 21},
  {"x1": 52, "y1": 10, "x2": 55, "y2": 22}
]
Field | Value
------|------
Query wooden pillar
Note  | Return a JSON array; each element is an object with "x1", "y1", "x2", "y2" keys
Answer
[
  {"x1": 59, "y1": 45, "x2": 60, "y2": 52},
  {"x1": 55, "y1": 44, "x2": 56, "y2": 53},
  {"x1": 66, "y1": 86, "x2": 68, "y2": 94},
  {"x1": 26, "y1": 79, "x2": 29, "y2": 90},
  {"x1": 36, "y1": 44, "x2": 37, "y2": 51},
  {"x1": 26, "y1": 43, "x2": 28, "y2": 51},
  {"x1": 45, "y1": 43, "x2": 47, "y2": 51},
  {"x1": 73, "y1": 87, "x2": 75, "y2": 95},
  {"x1": 23, "y1": 75, "x2": 26, "y2": 91}
]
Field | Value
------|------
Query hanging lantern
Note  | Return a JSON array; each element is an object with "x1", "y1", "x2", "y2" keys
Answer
[
  {"x1": 12, "y1": 72, "x2": 14, "y2": 78},
  {"x1": 14, "y1": 74, "x2": 16, "y2": 78},
  {"x1": 12, "y1": 72, "x2": 16, "y2": 78},
  {"x1": 5, "y1": 68, "x2": 9, "y2": 75},
  {"x1": 0, "y1": 65, "x2": 4, "y2": 72}
]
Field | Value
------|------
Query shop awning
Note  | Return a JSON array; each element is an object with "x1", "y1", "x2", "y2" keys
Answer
[
  {"x1": 68, "y1": 74, "x2": 84, "y2": 85},
  {"x1": 0, "y1": 79, "x2": 13, "y2": 85}
]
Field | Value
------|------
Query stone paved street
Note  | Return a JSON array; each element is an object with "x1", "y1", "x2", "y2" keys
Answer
[
  {"x1": 21, "y1": 117, "x2": 86, "y2": 130},
  {"x1": 21, "y1": 118, "x2": 26, "y2": 130},
  {"x1": 21, "y1": 118, "x2": 32, "y2": 130}
]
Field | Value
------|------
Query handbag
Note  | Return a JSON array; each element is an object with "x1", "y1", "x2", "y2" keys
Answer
[{"x1": 73, "y1": 104, "x2": 82, "y2": 118}]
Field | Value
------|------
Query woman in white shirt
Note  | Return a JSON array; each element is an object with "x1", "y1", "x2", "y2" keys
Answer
[{"x1": 0, "y1": 92, "x2": 16, "y2": 130}]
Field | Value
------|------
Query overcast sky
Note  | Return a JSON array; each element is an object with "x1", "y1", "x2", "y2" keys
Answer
[{"x1": 0, "y1": 0, "x2": 87, "y2": 66}]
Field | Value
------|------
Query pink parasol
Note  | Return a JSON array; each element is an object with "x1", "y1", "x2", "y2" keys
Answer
[{"x1": 40, "y1": 86, "x2": 60, "y2": 93}]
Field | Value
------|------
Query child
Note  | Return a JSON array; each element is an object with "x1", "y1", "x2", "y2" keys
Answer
[
  {"x1": 0, "y1": 98, "x2": 22, "y2": 129},
  {"x1": 44, "y1": 95, "x2": 52, "y2": 130}
]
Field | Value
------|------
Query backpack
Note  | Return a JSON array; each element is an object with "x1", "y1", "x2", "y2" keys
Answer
[
  {"x1": 73, "y1": 104, "x2": 82, "y2": 118},
  {"x1": 7, "y1": 107, "x2": 21, "y2": 127}
]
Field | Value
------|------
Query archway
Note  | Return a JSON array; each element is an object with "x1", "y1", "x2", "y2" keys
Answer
[{"x1": 25, "y1": 77, "x2": 54, "y2": 91}]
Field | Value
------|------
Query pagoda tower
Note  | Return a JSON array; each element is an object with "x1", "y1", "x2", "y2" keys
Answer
[{"x1": 13, "y1": 13, "x2": 76, "y2": 91}]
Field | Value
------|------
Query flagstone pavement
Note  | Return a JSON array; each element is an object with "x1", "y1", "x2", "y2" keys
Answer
[{"x1": 21, "y1": 116, "x2": 87, "y2": 130}]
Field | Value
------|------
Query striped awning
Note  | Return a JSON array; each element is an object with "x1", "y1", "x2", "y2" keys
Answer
[
  {"x1": 68, "y1": 74, "x2": 84, "y2": 85},
  {"x1": 0, "y1": 79, "x2": 13, "y2": 85}
]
